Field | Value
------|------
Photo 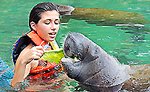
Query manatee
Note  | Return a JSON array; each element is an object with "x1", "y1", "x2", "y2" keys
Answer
[
  {"x1": 61, "y1": 32, "x2": 131, "y2": 92},
  {"x1": 59, "y1": 6, "x2": 148, "y2": 26},
  {"x1": 72, "y1": 8, "x2": 148, "y2": 25}
]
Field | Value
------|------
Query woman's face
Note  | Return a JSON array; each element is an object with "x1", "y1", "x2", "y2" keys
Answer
[{"x1": 32, "y1": 10, "x2": 60, "y2": 42}]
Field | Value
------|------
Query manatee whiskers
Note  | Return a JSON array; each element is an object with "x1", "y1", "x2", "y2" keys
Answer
[{"x1": 62, "y1": 32, "x2": 131, "y2": 92}]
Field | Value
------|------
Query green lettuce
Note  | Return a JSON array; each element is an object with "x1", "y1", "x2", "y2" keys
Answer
[{"x1": 40, "y1": 48, "x2": 64, "y2": 64}]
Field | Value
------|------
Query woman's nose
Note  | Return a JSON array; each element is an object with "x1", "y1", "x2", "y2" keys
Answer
[{"x1": 50, "y1": 22, "x2": 56, "y2": 31}]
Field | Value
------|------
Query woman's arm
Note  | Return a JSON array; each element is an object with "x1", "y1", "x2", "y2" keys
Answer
[
  {"x1": 11, "y1": 61, "x2": 31, "y2": 87},
  {"x1": 11, "y1": 43, "x2": 44, "y2": 87}
]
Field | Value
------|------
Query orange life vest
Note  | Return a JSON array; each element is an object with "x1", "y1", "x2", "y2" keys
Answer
[
  {"x1": 26, "y1": 31, "x2": 63, "y2": 83},
  {"x1": 12, "y1": 31, "x2": 59, "y2": 64},
  {"x1": 12, "y1": 31, "x2": 64, "y2": 89}
]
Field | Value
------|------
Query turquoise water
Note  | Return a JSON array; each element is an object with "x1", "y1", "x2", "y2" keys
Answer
[
  {"x1": 0, "y1": 0, "x2": 150, "y2": 91},
  {"x1": 0, "y1": 0, "x2": 149, "y2": 66}
]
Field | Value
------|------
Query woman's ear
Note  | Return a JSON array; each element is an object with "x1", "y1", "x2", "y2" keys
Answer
[{"x1": 30, "y1": 21, "x2": 36, "y2": 31}]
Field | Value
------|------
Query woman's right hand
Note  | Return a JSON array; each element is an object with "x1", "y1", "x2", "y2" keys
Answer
[{"x1": 19, "y1": 46, "x2": 44, "y2": 65}]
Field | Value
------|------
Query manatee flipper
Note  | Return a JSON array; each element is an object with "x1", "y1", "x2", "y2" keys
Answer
[{"x1": 61, "y1": 58, "x2": 82, "y2": 79}]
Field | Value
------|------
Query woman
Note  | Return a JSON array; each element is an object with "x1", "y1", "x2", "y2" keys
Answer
[{"x1": 11, "y1": 2, "x2": 63, "y2": 90}]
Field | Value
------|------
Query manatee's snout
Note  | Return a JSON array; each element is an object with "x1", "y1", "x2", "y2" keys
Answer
[
  {"x1": 64, "y1": 32, "x2": 89, "y2": 61},
  {"x1": 62, "y1": 32, "x2": 87, "y2": 79}
]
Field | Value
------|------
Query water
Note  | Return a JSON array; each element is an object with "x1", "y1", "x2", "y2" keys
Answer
[
  {"x1": 0, "y1": 0, "x2": 150, "y2": 91},
  {"x1": 0, "y1": 0, "x2": 150, "y2": 66}
]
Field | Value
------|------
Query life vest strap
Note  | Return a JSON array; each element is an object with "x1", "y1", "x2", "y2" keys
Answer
[
  {"x1": 27, "y1": 31, "x2": 59, "y2": 50},
  {"x1": 27, "y1": 31, "x2": 47, "y2": 47}
]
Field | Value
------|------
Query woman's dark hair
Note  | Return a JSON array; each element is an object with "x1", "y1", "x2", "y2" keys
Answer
[{"x1": 29, "y1": 2, "x2": 59, "y2": 30}]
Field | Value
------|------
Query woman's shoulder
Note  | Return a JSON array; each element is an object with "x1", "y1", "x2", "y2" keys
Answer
[{"x1": 12, "y1": 34, "x2": 32, "y2": 64}]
